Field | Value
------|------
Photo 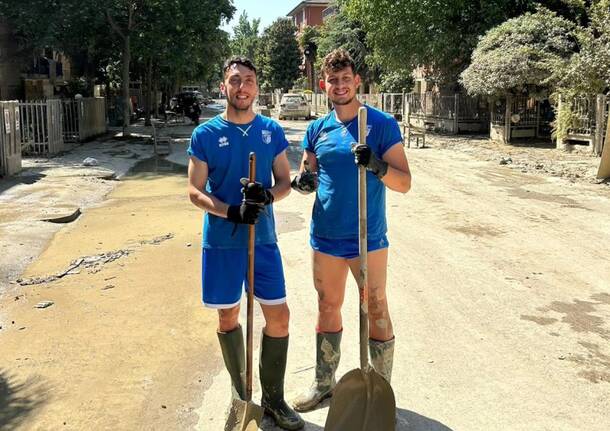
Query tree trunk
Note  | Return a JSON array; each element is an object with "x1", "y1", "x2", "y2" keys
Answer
[
  {"x1": 144, "y1": 58, "x2": 152, "y2": 126},
  {"x1": 122, "y1": 34, "x2": 131, "y2": 134},
  {"x1": 153, "y1": 65, "x2": 159, "y2": 118}
]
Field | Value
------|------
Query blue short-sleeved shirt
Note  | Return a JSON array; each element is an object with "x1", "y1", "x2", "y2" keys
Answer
[
  {"x1": 188, "y1": 114, "x2": 288, "y2": 249},
  {"x1": 303, "y1": 105, "x2": 402, "y2": 239}
]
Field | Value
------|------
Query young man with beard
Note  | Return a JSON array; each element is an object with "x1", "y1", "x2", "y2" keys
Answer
[
  {"x1": 187, "y1": 57, "x2": 304, "y2": 430},
  {"x1": 292, "y1": 49, "x2": 412, "y2": 412}
]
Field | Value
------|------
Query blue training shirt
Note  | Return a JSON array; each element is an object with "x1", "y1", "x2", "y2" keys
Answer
[
  {"x1": 303, "y1": 105, "x2": 402, "y2": 239},
  {"x1": 188, "y1": 114, "x2": 289, "y2": 249}
]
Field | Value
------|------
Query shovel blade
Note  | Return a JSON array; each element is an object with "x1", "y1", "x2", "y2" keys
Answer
[
  {"x1": 325, "y1": 368, "x2": 396, "y2": 431},
  {"x1": 225, "y1": 398, "x2": 264, "y2": 431}
]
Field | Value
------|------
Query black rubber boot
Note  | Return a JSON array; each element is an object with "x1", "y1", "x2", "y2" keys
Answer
[
  {"x1": 259, "y1": 332, "x2": 304, "y2": 430},
  {"x1": 292, "y1": 330, "x2": 342, "y2": 412},
  {"x1": 369, "y1": 336, "x2": 395, "y2": 383},
  {"x1": 217, "y1": 326, "x2": 246, "y2": 400}
]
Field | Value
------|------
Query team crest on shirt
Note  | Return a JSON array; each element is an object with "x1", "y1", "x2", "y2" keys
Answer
[
  {"x1": 218, "y1": 136, "x2": 229, "y2": 147},
  {"x1": 262, "y1": 130, "x2": 272, "y2": 144}
]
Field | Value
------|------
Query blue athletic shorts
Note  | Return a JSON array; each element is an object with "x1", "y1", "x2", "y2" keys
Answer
[
  {"x1": 310, "y1": 234, "x2": 389, "y2": 259},
  {"x1": 201, "y1": 243, "x2": 286, "y2": 309}
]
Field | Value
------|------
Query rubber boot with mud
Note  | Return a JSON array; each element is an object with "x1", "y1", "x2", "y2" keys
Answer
[
  {"x1": 259, "y1": 332, "x2": 304, "y2": 430},
  {"x1": 217, "y1": 326, "x2": 246, "y2": 401},
  {"x1": 369, "y1": 336, "x2": 395, "y2": 383},
  {"x1": 292, "y1": 330, "x2": 342, "y2": 412}
]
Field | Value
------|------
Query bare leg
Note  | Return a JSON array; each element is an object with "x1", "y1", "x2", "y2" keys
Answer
[
  {"x1": 347, "y1": 248, "x2": 393, "y2": 341},
  {"x1": 260, "y1": 303, "x2": 290, "y2": 337},
  {"x1": 218, "y1": 306, "x2": 240, "y2": 332},
  {"x1": 313, "y1": 250, "x2": 349, "y2": 333}
]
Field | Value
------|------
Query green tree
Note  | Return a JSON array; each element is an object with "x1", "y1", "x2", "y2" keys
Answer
[
  {"x1": 230, "y1": 11, "x2": 261, "y2": 60},
  {"x1": 0, "y1": 0, "x2": 234, "y2": 128},
  {"x1": 341, "y1": 0, "x2": 589, "y2": 85},
  {"x1": 377, "y1": 70, "x2": 414, "y2": 93},
  {"x1": 460, "y1": 8, "x2": 576, "y2": 97},
  {"x1": 256, "y1": 18, "x2": 301, "y2": 92},
  {"x1": 315, "y1": 7, "x2": 370, "y2": 78},
  {"x1": 556, "y1": 0, "x2": 610, "y2": 95}
]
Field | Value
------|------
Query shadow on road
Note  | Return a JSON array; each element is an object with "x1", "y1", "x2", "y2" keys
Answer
[
  {"x1": 397, "y1": 407, "x2": 454, "y2": 430},
  {"x1": 0, "y1": 369, "x2": 49, "y2": 429}
]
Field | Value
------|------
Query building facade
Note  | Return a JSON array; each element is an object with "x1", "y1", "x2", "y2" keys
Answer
[{"x1": 287, "y1": 1, "x2": 330, "y2": 31}]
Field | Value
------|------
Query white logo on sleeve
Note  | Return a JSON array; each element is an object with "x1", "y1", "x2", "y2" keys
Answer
[
  {"x1": 366, "y1": 125, "x2": 372, "y2": 137},
  {"x1": 262, "y1": 130, "x2": 272, "y2": 144},
  {"x1": 218, "y1": 136, "x2": 229, "y2": 147}
]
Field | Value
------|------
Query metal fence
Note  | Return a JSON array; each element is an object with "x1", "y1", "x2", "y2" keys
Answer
[
  {"x1": 405, "y1": 92, "x2": 489, "y2": 133},
  {"x1": 19, "y1": 100, "x2": 64, "y2": 156},
  {"x1": 305, "y1": 93, "x2": 331, "y2": 116},
  {"x1": 568, "y1": 96, "x2": 596, "y2": 135},
  {"x1": 63, "y1": 98, "x2": 107, "y2": 143},
  {"x1": 557, "y1": 93, "x2": 608, "y2": 154}
]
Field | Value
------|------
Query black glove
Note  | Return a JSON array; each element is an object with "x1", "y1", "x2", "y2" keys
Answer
[
  {"x1": 226, "y1": 202, "x2": 262, "y2": 225},
  {"x1": 291, "y1": 160, "x2": 318, "y2": 194},
  {"x1": 352, "y1": 143, "x2": 389, "y2": 179},
  {"x1": 291, "y1": 171, "x2": 317, "y2": 194},
  {"x1": 240, "y1": 178, "x2": 274, "y2": 205}
]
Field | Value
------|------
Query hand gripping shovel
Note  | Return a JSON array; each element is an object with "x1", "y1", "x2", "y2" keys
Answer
[
  {"x1": 225, "y1": 152, "x2": 264, "y2": 431},
  {"x1": 324, "y1": 107, "x2": 396, "y2": 431}
]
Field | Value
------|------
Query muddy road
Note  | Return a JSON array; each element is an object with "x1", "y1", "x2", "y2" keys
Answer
[{"x1": 1, "y1": 120, "x2": 609, "y2": 430}]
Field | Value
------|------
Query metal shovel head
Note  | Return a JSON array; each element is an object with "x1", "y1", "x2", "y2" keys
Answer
[
  {"x1": 224, "y1": 398, "x2": 264, "y2": 431},
  {"x1": 325, "y1": 367, "x2": 396, "y2": 431}
]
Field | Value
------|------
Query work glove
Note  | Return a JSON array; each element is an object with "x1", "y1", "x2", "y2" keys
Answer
[
  {"x1": 351, "y1": 143, "x2": 389, "y2": 179},
  {"x1": 239, "y1": 178, "x2": 274, "y2": 205},
  {"x1": 291, "y1": 161, "x2": 318, "y2": 194},
  {"x1": 226, "y1": 201, "x2": 263, "y2": 225}
]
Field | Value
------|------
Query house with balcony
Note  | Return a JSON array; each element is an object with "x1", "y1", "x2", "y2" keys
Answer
[{"x1": 287, "y1": 0, "x2": 330, "y2": 31}]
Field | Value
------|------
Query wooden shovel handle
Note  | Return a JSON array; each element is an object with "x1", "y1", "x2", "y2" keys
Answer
[
  {"x1": 357, "y1": 107, "x2": 369, "y2": 371},
  {"x1": 246, "y1": 152, "x2": 256, "y2": 401}
]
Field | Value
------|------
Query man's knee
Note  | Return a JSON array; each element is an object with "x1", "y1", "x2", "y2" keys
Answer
[
  {"x1": 264, "y1": 303, "x2": 290, "y2": 335},
  {"x1": 218, "y1": 307, "x2": 240, "y2": 332},
  {"x1": 318, "y1": 291, "x2": 342, "y2": 315}
]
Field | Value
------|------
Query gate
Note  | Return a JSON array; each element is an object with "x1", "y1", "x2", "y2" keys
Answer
[{"x1": 19, "y1": 100, "x2": 64, "y2": 156}]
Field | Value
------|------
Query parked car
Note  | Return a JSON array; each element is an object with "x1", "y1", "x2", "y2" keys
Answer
[{"x1": 278, "y1": 93, "x2": 311, "y2": 120}]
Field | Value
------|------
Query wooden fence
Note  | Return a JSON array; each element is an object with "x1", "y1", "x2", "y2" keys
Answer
[{"x1": 0, "y1": 100, "x2": 22, "y2": 177}]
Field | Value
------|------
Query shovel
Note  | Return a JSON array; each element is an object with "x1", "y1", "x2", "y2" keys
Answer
[
  {"x1": 324, "y1": 107, "x2": 396, "y2": 431},
  {"x1": 225, "y1": 152, "x2": 264, "y2": 431}
]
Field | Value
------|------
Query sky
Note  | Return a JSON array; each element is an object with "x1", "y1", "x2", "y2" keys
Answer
[{"x1": 222, "y1": 0, "x2": 298, "y2": 36}]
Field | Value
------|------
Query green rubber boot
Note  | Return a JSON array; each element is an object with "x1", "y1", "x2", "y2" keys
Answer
[
  {"x1": 292, "y1": 331, "x2": 342, "y2": 412},
  {"x1": 369, "y1": 337, "x2": 395, "y2": 383},
  {"x1": 217, "y1": 326, "x2": 246, "y2": 401},
  {"x1": 259, "y1": 332, "x2": 304, "y2": 430}
]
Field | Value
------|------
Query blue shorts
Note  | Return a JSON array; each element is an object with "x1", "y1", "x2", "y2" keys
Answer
[
  {"x1": 310, "y1": 234, "x2": 389, "y2": 259},
  {"x1": 201, "y1": 243, "x2": 286, "y2": 309}
]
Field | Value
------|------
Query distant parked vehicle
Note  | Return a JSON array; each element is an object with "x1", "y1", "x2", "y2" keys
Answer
[
  {"x1": 278, "y1": 93, "x2": 311, "y2": 120},
  {"x1": 172, "y1": 91, "x2": 202, "y2": 124}
]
